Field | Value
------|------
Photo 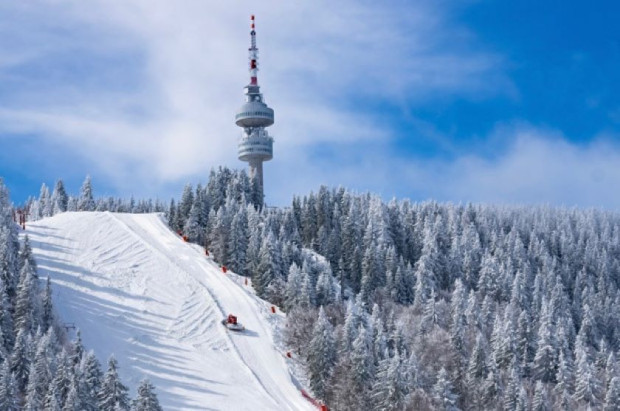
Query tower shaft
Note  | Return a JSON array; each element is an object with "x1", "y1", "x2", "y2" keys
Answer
[{"x1": 248, "y1": 159, "x2": 264, "y2": 194}]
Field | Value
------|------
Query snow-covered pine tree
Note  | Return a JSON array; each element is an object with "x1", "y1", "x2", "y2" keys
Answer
[
  {"x1": 604, "y1": 376, "x2": 620, "y2": 411},
  {"x1": 39, "y1": 183, "x2": 52, "y2": 218},
  {"x1": 51, "y1": 179, "x2": 68, "y2": 215},
  {"x1": 10, "y1": 328, "x2": 31, "y2": 392},
  {"x1": 41, "y1": 276, "x2": 54, "y2": 332},
  {"x1": 433, "y1": 367, "x2": 460, "y2": 411},
  {"x1": 99, "y1": 355, "x2": 130, "y2": 410},
  {"x1": 533, "y1": 299, "x2": 558, "y2": 383},
  {"x1": 79, "y1": 351, "x2": 103, "y2": 411},
  {"x1": 77, "y1": 176, "x2": 95, "y2": 212},
  {"x1": 370, "y1": 349, "x2": 406, "y2": 410},
  {"x1": 254, "y1": 230, "x2": 281, "y2": 297},
  {"x1": 131, "y1": 379, "x2": 163, "y2": 411},
  {"x1": 532, "y1": 380, "x2": 550, "y2": 411},
  {"x1": 24, "y1": 336, "x2": 53, "y2": 410},
  {"x1": 228, "y1": 204, "x2": 249, "y2": 275},
  {"x1": 573, "y1": 340, "x2": 602, "y2": 408},
  {"x1": 184, "y1": 201, "x2": 203, "y2": 245},
  {"x1": 307, "y1": 307, "x2": 336, "y2": 400},
  {"x1": 176, "y1": 184, "x2": 194, "y2": 231},
  {"x1": 0, "y1": 361, "x2": 20, "y2": 411},
  {"x1": 350, "y1": 324, "x2": 374, "y2": 408},
  {"x1": 14, "y1": 259, "x2": 38, "y2": 334}
]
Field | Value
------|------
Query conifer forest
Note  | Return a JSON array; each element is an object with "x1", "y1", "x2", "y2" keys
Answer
[{"x1": 19, "y1": 168, "x2": 620, "y2": 410}]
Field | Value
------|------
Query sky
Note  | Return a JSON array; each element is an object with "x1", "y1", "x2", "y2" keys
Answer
[{"x1": 0, "y1": 0, "x2": 619, "y2": 209}]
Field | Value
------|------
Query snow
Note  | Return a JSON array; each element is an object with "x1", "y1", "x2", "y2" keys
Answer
[{"x1": 25, "y1": 211, "x2": 315, "y2": 411}]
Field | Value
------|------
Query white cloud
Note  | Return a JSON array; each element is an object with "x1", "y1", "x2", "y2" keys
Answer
[
  {"x1": 0, "y1": 0, "x2": 512, "y2": 201},
  {"x1": 294, "y1": 127, "x2": 620, "y2": 210}
]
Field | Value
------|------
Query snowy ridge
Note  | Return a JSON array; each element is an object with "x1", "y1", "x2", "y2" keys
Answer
[{"x1": 26, "y1": 211, "x2": 314, "y2": 410}]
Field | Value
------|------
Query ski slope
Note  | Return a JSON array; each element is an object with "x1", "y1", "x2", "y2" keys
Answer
[{"x1": 26, "y1": 212, "x2": 314, "y2": 411}]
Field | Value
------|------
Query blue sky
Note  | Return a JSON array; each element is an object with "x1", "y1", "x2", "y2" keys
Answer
[{"x1": 0, "y1": 1, "x2": 619, "y2": 208}]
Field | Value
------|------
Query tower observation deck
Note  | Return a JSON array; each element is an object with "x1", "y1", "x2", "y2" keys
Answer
[{"x1": 236, "y1": 15, "x2": 274, "y2": 204}]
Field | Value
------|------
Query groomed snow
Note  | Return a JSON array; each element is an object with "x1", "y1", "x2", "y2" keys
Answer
[{"x1": 26, "y1": 212, "x2": 314, "y2": 411}]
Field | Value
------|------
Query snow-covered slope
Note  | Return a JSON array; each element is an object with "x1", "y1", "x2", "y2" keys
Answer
[{"x1": 26, "y1": 212, "x2": 314, "y2": 411}]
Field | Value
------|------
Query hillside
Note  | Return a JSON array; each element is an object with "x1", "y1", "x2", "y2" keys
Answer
[{"x1": 26, "y1": 211, "x2": 313, "y2": 411}]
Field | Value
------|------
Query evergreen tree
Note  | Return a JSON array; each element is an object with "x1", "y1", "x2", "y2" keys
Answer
[
  {"x1": 11, "y1": 328, "x2": 30, "y2": 392},
  {"x1": 131, "y1": 379, "x2": 163, "y2": 411},
  {"x1": 50, "y1": 350, "x2": 73, "y2": 406},
  {"x1": 284, "y1": 263, "x2": 303, "y2": 310},
  {"x1": 514, "y1": 384, "x2": 529, "y2": 411},
  {"x1": 176, "y1": 184, "x2": 194, "y2": 231},
  {"x1": 574, "y1": 342, "x2": 602, "y2": 408},
  {"x1": 604, "y1": 376, "x2": 620, "y2": 411},
  {"x1": 532, "y1": 380, "x2": 550, "y2": 411},
  {"x1": 350, "y1": 325, "x2": 374, "y2": 407},
  {"x1": 99, "y1": 355, "x2": 130, "y2": 411},
  {"x1": 467, "y1": 333, "x2": 488, "y2": 386},
  {"x1": 45, "y1": 381, "x2": 63, "y2": 411},
  {"x1": 228, "y1": 205, "x2": 249, "y2": 275},
  {"x1": 64, "y1": 382, "x2": 82, "y2": 411},
  {"x1": 307, "y1": 307, "x2": 336, "y2": 400},
  {"x1": 413, "y1": 222, "x2": 439, "y2": 308},
  {"x1": 315, "y1": 267, "x2": 336, "y2": 307},
  {"x1": 254, "y1": 231, "x2": 281, "y2": 297},
  {"x1": 19, "y1": 235, "x2": 37, "y2": 273},
  {"x1": 78, "y1": 176, "x2": 95, "y2": 211},
  {"x1": 184, "y1": 202, "x2": 203, "y2": 244},
  {"x1": 80, "y1": 351, "x2": 103, "y2": 411},
  {"x1": 42, "y1": 276, "x2": 54, "y2": 331},
  {"x1": 167, "y1": 199, "x2": 178, "y2": 231},
  {"x1": 24, "y1": 338, "x2": 53, "y2": 410},
  {"x1": 533, "y1": 299, "x2": 558, "y2": 383},
  {"x1": 433, "y1": 367, "x2": 460, "y2": 411},
  {"x1": 51, "y1": 179, "x2": 68, "y2": 214},
  {"x1": 371, "y1": 350, "x2": 406, "y2": 410},
  {"x1": 39, "y1": 183, "x2": 52, "y2": 218},
  {"x1": 0, "y1": 362, "x2": 20, "y2": 411},
  {"x1": 14, "y1": 259, "x2": 38, "y2": 334}
]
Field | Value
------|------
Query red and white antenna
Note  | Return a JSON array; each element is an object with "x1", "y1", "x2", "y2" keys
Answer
[{"x1": 249, "y1": 14, "x2": 258, "y2": 86}]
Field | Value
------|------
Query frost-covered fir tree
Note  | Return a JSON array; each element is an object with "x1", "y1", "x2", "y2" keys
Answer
[
  {"x1": 533, "y1": 299, "x2": 558, "y2": 383},
  {"x1": 41, "y1": 276, "x2": 54, "y2": 332},
  {"x1": 14, "y1": 259, "x2": 38, "y2": 334},
  {"x1": 433, "y1": 367, "x2": 460, "y2": 411},
  {"x1": 131, "y1": 379, "x2": 163, "y2": 411},
  {"x1": 350, "y1": 324, "x2": 374, "y2": 407},
  {"x1": 307, "y1": 307, "x2": 336, "y2": 400},
  {"x1": 0, "y1": 361, "x2": 20, "y2": 411},
  {"x1": 51, "y1": 179, "x2": 68, "y2": 215},
  {"x1": 254, "y1": 231, "x2": 281, "y2": 297},
  {"x1": 532, "y1": 380, "x2": 550, "y2": 411},
  {"x1": 604, "y1": 376, "x2": 620, "y2": 411},
  {"x1": 371, "y1": 350, "x2": 406, "y2": 410},
  {"x1": 24, "y1": 336, "x2": 53, "y2": 410},
  {"x1": 99, "y1": 355, "x2": 130, "y2": 410},
  {"x1": 11, "y1": 328, "x2": 31, "y2": 392},
  {"x1": 80, "y1": 351, "x2": 104, "y2": 411},
  {"x1": 78, "y1": 176, "x2": 95, "y2": 211},
  {"x1": 574, "y1": 341, "x2": 602, "y2": 408},
  {"x1": 228, "y1": 204, "x2": 249, "y2": 275}
]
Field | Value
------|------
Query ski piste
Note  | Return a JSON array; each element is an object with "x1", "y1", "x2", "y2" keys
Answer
[{"x1": 26, "y1": 211, "x2": 315, "y2": 410}]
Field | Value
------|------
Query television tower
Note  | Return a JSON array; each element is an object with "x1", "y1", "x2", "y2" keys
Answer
[{"x1": 235, "y1": 15, "x2": 274, "y2": 205}]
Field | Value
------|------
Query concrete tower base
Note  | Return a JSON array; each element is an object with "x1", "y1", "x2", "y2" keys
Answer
[{"x1": 249, "y1": 160, "x2": 264, "y2": 198}]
